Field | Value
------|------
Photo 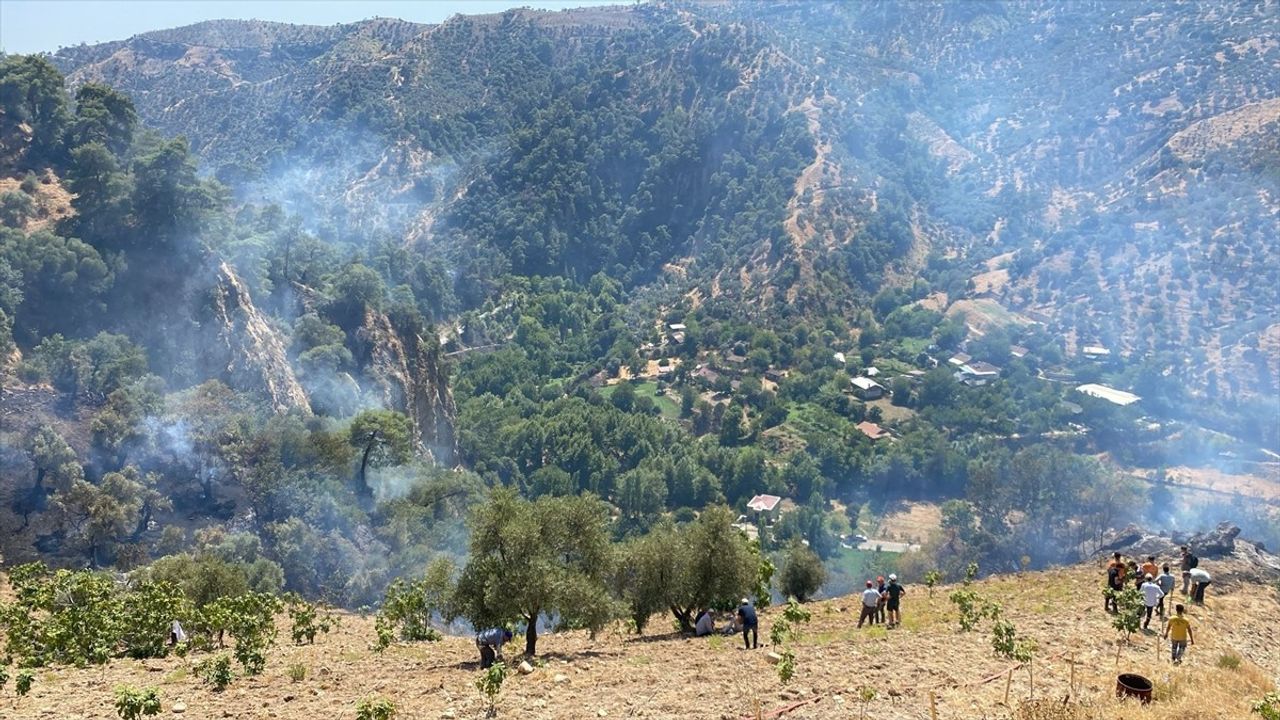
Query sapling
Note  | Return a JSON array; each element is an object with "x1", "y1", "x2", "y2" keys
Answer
[
  {"x1": 113, "y1": 685, "x2": 161, "y2": 720},
  {"x1": 857, "y1": 686, "x2": 877, "y2": 720},
  {"x1": 15, "y1": 669, "x2": 34, "y2": 695},
  {"x1": 923, "y1": 570, "x2": 942, "y2": 598},
  {"x1": 475, "y1": 662, "x2": 507, "y2": 717},
  {"x1": 355, "y1": 697, "x2": 397, "y2": 720}
]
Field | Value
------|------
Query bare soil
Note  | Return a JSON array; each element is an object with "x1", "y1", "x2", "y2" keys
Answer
[{"x1": 4, "y1": 563, "x2": 1276, "y2": 720}]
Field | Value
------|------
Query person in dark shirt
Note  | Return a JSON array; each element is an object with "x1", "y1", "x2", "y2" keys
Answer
[
  {"x1": 875, "y1": 576, "x2": 888, "y2": 624},
  {"x1": 475, "y1": 628, "x2": 512, "y2": 668},
  {"x1": 736, "y1": 598, "x2": 758, "y2": 649},
  {"x1": 885, "y1": 574, "x2": 906, "y2": 628}
]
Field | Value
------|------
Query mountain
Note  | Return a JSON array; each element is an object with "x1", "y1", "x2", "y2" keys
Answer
[{"x1": 50, "y1": 2, "x2": 1280, "y2": 405}]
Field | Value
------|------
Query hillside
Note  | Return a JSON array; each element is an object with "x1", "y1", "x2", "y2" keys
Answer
[
  {"x1": 4, "y1": 550, "x2": 1277, "y2": 720},
  {"x1": 46, "y1": 3, "x2": 1280, "y2": 407}
]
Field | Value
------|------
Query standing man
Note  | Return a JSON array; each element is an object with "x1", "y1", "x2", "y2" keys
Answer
[
  {"x1": 1141, "y1": 555, "x2": 1159, "y2": 580},
  {"x1": 875, "y1": 576, "x2": 888, "y2": 624},
  {"x1": 1188, "y1": 567, "x2": 1212, "y2": 605},
  {"x1": 857, "y1": 580, "x2": 881, "y2": 628},
  {"x1": 1105, "y1": 553, "x2": 1126, "y2": 613},
  {"x1": 1179, "y1": 546, "x2": 1198, "y2": 596},
  {"x1": 737, "y1": 598, "x2": 758, "y2": 649},
  {"x1": 475, "y1": 627, "x2": 513, "y2": 669},
  {"x1": 1139, "y1": 573, "x2": 1164, "y2": 630},
  {"x1": 1155, "y1": 564, "x2": 1177, "y2": 617},
  {"x1": 1162, "y1": 604, "x2": 1194, "y2": 664},
  {"x1": 885, "y1": 573, "x2": 906, "y2": 628}
]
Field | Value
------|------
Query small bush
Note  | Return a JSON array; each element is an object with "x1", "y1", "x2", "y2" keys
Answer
[
  {"x1": 475, "y1": 662, "x2": 506, "y2": 717},
  {"x1": 196, "y1": 654, "x2": 233, "y2": 692},
  {"x1": 113, "y1": 685, "x2": 162, "y2": 720},
  {"x1": 1253, "y1": 692, "x2": 1280, "y2": 720},
  {"x1": 356, "y1": 696, "x2": 397, "y2": 720},
  {"x1": 16, "y1": 669, "x2": 34, "y2": 695},
  {"x1": 1216, "y1": 652, "x2": 1242, "y2": 670},
  {"x1": 924, "y1": 570, "x2": 942, "y2": 597},
  {"x1": 287, "y1": 662, "x2": 307, "y2": 683},
  {"x1": 776, "y1": 648, "x2": 796, "y2": 684}
]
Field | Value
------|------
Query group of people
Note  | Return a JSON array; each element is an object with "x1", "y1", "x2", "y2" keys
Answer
[
  {"x1": 857, "y1": 574, "x2": 905, "y2": 629},
  {"x1": 1105, "y1": 546, "x2": 1209, "y2": 665},
  {"x1": 691, "y1": 599, "x2": 760, "y2": 649}
]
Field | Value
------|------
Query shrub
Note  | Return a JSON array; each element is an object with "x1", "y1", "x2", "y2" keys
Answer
[
  {"x1": 16, "y1": 669, "x2": 34, "y2": 695},
  {"x1": 778, "y1": 542, "x2": 826, "y2": 602},
  {"x1": 857, "y1": 686, "x2": 878, "y2": 720},
  {"x1": 355, "y1": 696, "x2": 397, "y2": 720},
  {"x1": 196, "y1": 654, "x2": 233, "y2": 692},
  {"x1": 1216, "y1": 652, "x2": 1242, "y2": 670},
  {"x1": 287, "y1": 662, "x2": 307, "y2": 683},
  {"x1": 1106, "y1": 587, "x2": 1144, "y2": 641},
  {"x1": 475, "y1": 662, "x2": 506, "y2": 717},
  {"x1": 991, "y1": 617, "x2": 1035, "y2": 662},
  {"x1": 285, "y1": 593, "x2": 335, "y2": 645},
  {"x1": 113, "y1": 685, "x2": 162, "y2": 720},
  {"x1": 924, "y1": 570, "x2": 942, "y2": 597},
  {"x1": 949, "y1": 587, "x2": 1000, "y2": 632},
  {"x1": 1253, "y1": 692, "x2": 1280, "y2": 720},
  {"x1": 372, "y1": 560, "x2": 452, "y2": 650},
  {"x1": 776, "y1": 648, "x2": 796, "y2": 684}
]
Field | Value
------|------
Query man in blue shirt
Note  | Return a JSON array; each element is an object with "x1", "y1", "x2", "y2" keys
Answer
[
  {"x1": 476, "y1": 628, "x2": 513, "y2": 668},
  {"x1": 736, "y1": 599, "x2": 758, "y2": 649}
]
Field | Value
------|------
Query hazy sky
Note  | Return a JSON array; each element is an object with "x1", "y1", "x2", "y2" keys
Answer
[{"x1": 0, "y1": 0, "x2": 620, "y2": 54}]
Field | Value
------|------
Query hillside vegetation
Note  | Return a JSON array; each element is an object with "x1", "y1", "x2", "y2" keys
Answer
[{"x1": 1, "y1": 555, "x2": 1276, "y2": 720}]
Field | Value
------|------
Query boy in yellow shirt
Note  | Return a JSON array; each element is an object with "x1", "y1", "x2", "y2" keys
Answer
[{"x1": 1162, "y1": 604, "x2": 1194, "y2": 664}]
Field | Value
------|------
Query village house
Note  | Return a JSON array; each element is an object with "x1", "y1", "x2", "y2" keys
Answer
[
  {"x1": 855, "y1": 421, "x2": 890, "y2": 442},
  {"x1": 764, "y1": 368, "x2": 788, "y2": 383},
  {"x1": 956, "y1": 360, "x2": 1000, "y2": 386},
  {"x1": 1009, "y1": 345, "x2": 1029, "y2": 359},
  {"x1": 1081, "y1": 344, "x2": 1111, "y2": 360},
  {"x1": 947, "y1": 352, "x2": 972, "y2": 367},
  {"x1": 746, "y1": 494, "x2": 783, "y2": 523},
  {"x1": 1076, "y1": 383, "x2": 1140, "y2": 406},
  {"x1": 850, "y1": 375, "x2": 884, "y2": 400}
]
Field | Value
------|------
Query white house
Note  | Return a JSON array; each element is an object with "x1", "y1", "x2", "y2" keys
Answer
[
  {"x1": 1076, "y1": 383, "x2": 1140, "y2": 406},
  {"x1": 850, "y1": 376, "x2": 884, "y2": 399}
]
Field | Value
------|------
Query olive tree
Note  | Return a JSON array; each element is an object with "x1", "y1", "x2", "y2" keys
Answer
[
  {"x1": 452, "y1": 489, "x2": 615, "y2": 656},
  {"x1": 617, "y1": 506, "x2": 761, "y2": 633}
]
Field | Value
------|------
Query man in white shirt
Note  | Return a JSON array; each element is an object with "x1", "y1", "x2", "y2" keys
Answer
[
  {"x1": 1139, "y1": 573, "x2": 1164, "y2": 629},
  {"x1": 1188, "y1": 567, "x2": 1212, "y2": 605},
  {"x1": 694, "y1": 609, "x2": 715, "y2": 637},
  {"x1": 857, "y1": 580, "x2": 882, "y2": 628}
]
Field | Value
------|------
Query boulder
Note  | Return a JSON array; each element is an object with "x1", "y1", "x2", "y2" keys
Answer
[
  {"x1": 518, "y1": 661, "x2": 534, "y2": 675},
  {"x1": 1185, "y1": 522, "x2": 1241, "y2": 558}
]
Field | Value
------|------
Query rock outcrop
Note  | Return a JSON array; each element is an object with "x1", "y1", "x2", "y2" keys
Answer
[
  {"x1": 1098, "y1": 522, "x2": 1280, "y2": 588},
  {"x1": 210, "y1": 261, "x2": 312, "y2": 415},
  {"x1": 356, "y1": 308, "x2": 457, "y2": 465}
]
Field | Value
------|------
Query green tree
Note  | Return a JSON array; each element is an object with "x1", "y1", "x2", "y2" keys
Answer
[
  {"x1": 348, "y1": 410, "x2": 414, "y2": 498},
  {"x1": 68, "y1": 83, "x2": 137, "y2": 155},
  {"x1": 616, "y1": 507, "x2": 761, "y2": 632},
  {"x1": 453, "y1": 489, "x2": 615, "y2": 655},
  {"x1": 778, "y1": 541, "x2": 827, "y2": 602},
  {"x1": 0, "y1": 55, "x2": 70, "y2": 167}
]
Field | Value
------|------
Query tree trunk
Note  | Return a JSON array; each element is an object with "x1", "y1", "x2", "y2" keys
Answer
[
  {"x1": 671, "y1": 605, "x2": 694, "y2": 633},
  {"x1": 356, "y1": 431, "x2": 379, "y2": 497},
  {"x1": 524, "y1": 611, "x2": 539, "y2": 656},
  {"x1": 132, "y1": 502, "x2": 152, "y2": 541}
]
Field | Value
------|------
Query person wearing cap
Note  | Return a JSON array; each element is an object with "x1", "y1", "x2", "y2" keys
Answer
[
  {"x1": 1188, "y1": 567, "x2": 1212, "y2": 605},
  {"x1": 884, "y1": 573, "x2": 906, "y2": 628},
  {"x1": 736, "y1": 598, "x2": 758, "y2": 649},
  {"x1": 1155, "y1": 564, "x2": 1176, "y2": 617},
  {"x1": 476, "y1": 627, "x2": 513, "y2": 668},
  {"x1": 857, "y1": 580, "x2": 881, "y2": 629},
  {"x1": 1139, "y1": 573, "x2": 1164, "y2": 629},
  {"x1": 694, "y1": 608, "x2": 716, "y2": 637}
]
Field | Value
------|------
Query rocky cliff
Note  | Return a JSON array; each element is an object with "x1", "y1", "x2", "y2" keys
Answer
[
  {"x1": 210, "y1": 261, "x2": 311, "y2": 415},
  {"x1": 355, "y1": 307, "x2": 457, "y2": 465}
]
